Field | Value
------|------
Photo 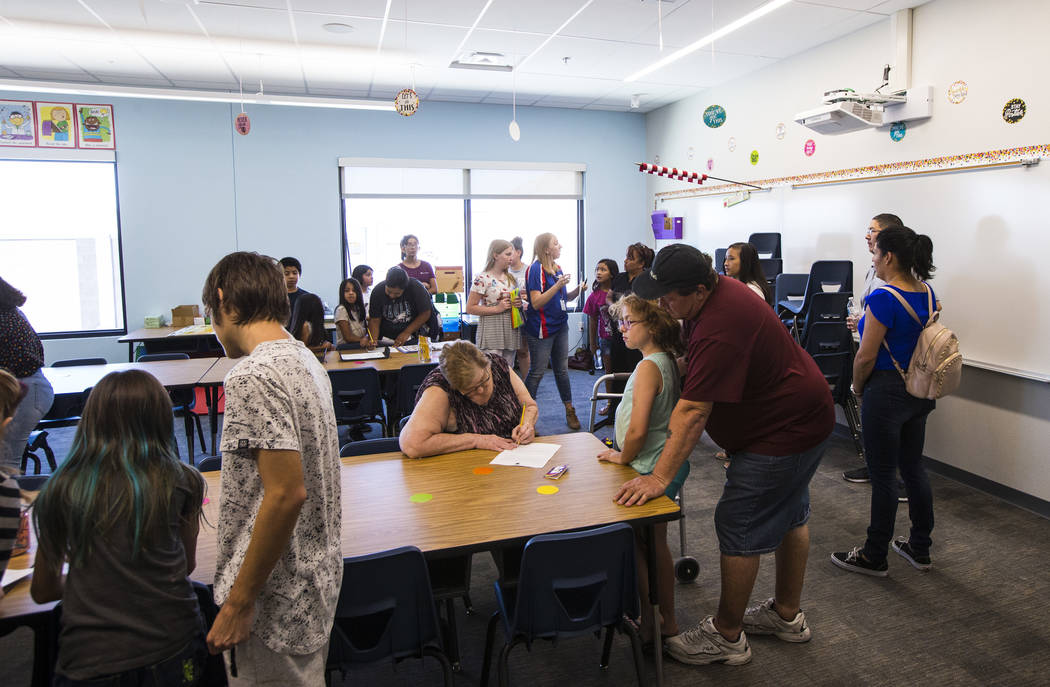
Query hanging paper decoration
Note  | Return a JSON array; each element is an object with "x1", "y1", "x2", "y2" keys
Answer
[
  {"x1": 1002, "y1": 98, "x2": 1026, "y2": 124},
  {"x1": 775, "y1": 123, "x2": 786, "y2": 140},
  {"x1": 706, "y1": 158, "x2": 714, "y2": 171},
  {"x1": 804, "y1": 139, "x2": 816, "y2": 156},
  {"x1": 703, "y1": 104, "x2": 726, "y2": 128},
  {"x1": 890, "y1": 122, "x2": 906, "y2": 141},
  {"x1": 727, "y1": 137, "x2": 737, "y2": 152},
  {"x1": 234, "y1": 112, "x2": 251, "y2": 135},
  {"x1": 654, "y1": 155, "x2": 660, "y2": 164},
  {"x1": 750, "y1": 150, "x2": 759, "y2": 165},
  {"x1": 947, "y1": 81, "x2": 968, "y2": 104},
  {"x1": 34, "y1": 102, "x2": 75, "y2": 148},
  {"x1": 635, "y1": 162, "x2": 761, "y2": 189},
  {"x1": 687, "y1": 146, "x2": 694, "y2": 159},
  {"x1": 394, "y1": 88, "x2": 420, "y2": 116}
]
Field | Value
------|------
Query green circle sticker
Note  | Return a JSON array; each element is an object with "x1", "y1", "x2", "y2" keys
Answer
[
  {"x1": 409, "y1": 493, "x2": 433, "y2": 503},
  {"x1": 703, "y1": 105, "x2": 726, "y2": 128},
  {"x1": 750, "y1": 150, "x2": 759, "y2": 165}
]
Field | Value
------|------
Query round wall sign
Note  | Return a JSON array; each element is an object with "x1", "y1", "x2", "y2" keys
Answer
[
  {"x1": 947, "y1": 80, "x2": 968, "y2": 104},
  {"x1": 394, "y1": 88, "x2": 420, "y2": 116},
  {"x1": 775, "y1": 122, "x2": 786, "y2": 140},
  {"x1": 1002, "y1": 98, "x2": 1026, "y2": 124},
  {"x1": 804, "y1": 139, "x2": 815, "y2": 156},
  {"x1": 727, "y1": 137, "x2": 737, "y2": 152},
  {"x1": 234, "y1": 112, "x2": 251, "y2": 135},
  {"x1": 750, "y1": 150, "x2": 759, "y2": 165},
  {"x1": 703, "y1": 104, "x2": 726, "y2": 128},
  {"x1": 890, "y1": 121, "x2": 906, "y2": 141}
]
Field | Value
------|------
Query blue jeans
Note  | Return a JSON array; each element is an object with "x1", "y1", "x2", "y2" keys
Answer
[
  {"x1": 1, "y1": 368, "x2": 54, "y2": 471},
  {"x1": 54, "y1": 634, "x2": 207, "y2": 686},
  {"x1": 525, "y1": 327, "x2": 572, "y2": 404},
  {"x1": 860, "y1": 370, "x2": 936, "y2": 564}
]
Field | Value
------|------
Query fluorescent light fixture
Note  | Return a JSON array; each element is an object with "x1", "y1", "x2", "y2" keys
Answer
[
  {"x1": 625, "y1": 0, "x2": 793, "y2": 82},
  {"x1": 0, "y1": 79, "x2": 392, "y2": 111}
]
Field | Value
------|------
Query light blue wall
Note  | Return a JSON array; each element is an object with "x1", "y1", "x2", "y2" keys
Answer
[{"x1": 0, "y1": 90, "x2": 646, "y2": 361}]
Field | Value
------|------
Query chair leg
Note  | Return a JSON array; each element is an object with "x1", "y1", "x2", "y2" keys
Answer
[
  {"x1": 443, "y1": 597, "x2": 461, "y2": 671},
  {"x1": 21, "y1": 448, "x2": 39, "y2": 475},
  {"x1": 40, "y1": 438, "x2": 56, "y2": 471},
  {"x1": 422, "y1": 647, "x2": 455, "y2": 687},
  {"x1": 462, "y1": 592, "x2": 474, "y2": 615},
  {"x1": 599, "y1": 625, "x2": 615, "y2": 669},
  {"x1": 183, "y1": 412, "x2": 195, "y2": 466},
  {"x1": 497, "y1": 640, "x2": 520, "y2": 687},
  {"x1": 194, "y1": 415, "x2": 207, "y2": 453},
  {"x1": 620, "y1": 618, "x2": 647, "y2": 687},
  {"x1": 481, "y1": 612, "x2": 500, "y2": 687}
]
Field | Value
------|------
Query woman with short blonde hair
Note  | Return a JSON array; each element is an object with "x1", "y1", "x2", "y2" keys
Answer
[{"x1": 400, "y1": 341, "x2": 538, "y2": 459}]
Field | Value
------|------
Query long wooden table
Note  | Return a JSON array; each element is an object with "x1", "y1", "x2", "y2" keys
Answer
[{"x1": 42, "y1": 358, "x2": 219, "y2": 397}]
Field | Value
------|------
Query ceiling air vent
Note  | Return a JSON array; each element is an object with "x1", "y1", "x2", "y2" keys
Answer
[{"x1": 449, "y1": 52, "x2": 513, "y2": 72}]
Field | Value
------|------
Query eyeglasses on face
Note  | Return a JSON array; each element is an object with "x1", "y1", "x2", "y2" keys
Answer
[
  {"x1": 618, "y1": 319, "x2": 642, "y2": 331},
  {"x1": 461, "y1": 368, "x2": 492, "y2": 396}
]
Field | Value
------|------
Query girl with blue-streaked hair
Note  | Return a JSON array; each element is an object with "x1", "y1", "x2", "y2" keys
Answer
[{"x1": 31, "y1": 369, "x2": 209, "y2": 685}]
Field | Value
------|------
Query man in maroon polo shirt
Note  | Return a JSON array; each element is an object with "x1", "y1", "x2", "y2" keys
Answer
[{"x1": 622, "y1": 243, "x2": 834, "y2": 667}]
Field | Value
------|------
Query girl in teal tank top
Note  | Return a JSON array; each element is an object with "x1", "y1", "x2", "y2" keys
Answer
[{"x1": 598, "y1": 294, "x2": 686, "y2": 644}]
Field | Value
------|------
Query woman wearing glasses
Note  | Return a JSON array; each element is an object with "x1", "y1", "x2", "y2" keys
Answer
[{"x1": 399, "y1": 340, "x2": 538, "y2": 459}]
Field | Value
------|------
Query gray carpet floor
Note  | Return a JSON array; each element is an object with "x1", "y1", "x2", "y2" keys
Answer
[{"x1": 4, "y1": 367, "x2": 1050, "y2": 686}]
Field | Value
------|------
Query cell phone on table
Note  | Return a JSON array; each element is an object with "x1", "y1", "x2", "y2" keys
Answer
[{"x1": 545, "y1": 464, "x2": 569, "y2": 480}]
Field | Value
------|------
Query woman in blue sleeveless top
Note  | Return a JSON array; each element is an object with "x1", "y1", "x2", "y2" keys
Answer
[{"x1": 833, "y1": 226, "x2": 939, "y2": 577}]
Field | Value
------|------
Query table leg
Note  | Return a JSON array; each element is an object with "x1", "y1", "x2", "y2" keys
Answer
[
  {"x1": 127, "y1": 341, "x2": 135, "y2": 362},
  {"x1": 647, "y1": 522, "x2": 664, "y2": 687}
]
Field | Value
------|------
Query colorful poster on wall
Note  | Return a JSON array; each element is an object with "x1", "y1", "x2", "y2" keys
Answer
[
  {"x1": 76, "y1": 104, "x2": 115, "y2": 149},
  {"x1": 0, "y1": 100, "x2": 37, "y2": 147},
  {"x1": 703, "y1": 104, "x2": 726, "y2": 128},
  {"x1": 35, "y1": 102, "x2": 76, "y2": 148},
  {"x1": 1002, "y1": 98, "x2": 1026, "y2": 124},
  {"x1": 890, "y1": 122, "x2": 906, "y2": 141}
]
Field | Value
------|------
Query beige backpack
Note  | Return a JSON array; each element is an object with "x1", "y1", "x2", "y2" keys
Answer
[{"x1": 876, "y1": 285, "x2": 962, "y2": 400}]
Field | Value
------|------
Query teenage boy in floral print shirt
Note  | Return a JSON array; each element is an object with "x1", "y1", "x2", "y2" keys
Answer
[{"x1": 202, "y1": 251, "x2": 342, "y2": 686}]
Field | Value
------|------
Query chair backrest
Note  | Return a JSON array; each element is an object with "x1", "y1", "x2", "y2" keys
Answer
[
  {"x1": 328, "y1": 546, "x2": 444, "y2": 666},
  {"x1": 774, "y1": 273, "x2": 808, "y2": 307},
  {"x1": 803, "y1": 322, "x2": 852, "y2": 356},
  {"x1": 328, "y1": 368, "x2": 384, "y2": 423},
  {"x1": 714, "y1": 248, "x2": 727, "y2": 275},
  {"x1": 16, "y1": 473, "x2": 49, "y2": 491},
  {"x1": 509, "y1": 523, "x2": 638, "y2": 643},
  {"x1": 340, "y1": 437, "x2": 401, "y2": 457},
  {"x1": 395, "y1": 363, "x2": 437, "y2": 417},
  {"x1": 748, "y1": 232, "x2": 782, "y2": 259},
  {"x1": 807, "y1": 260, "x2": 853, "y2": 297},
  {"x1": 759, "y1": 258, "x2": 783, "y2": 281},
  {"x1": 811, "y1": 351, "x2": 851, "y2": 405},
  {"x1": 51, "y1": 358, "x2": 107, "y2": 367},
  {"x1": 397, "y1": 415, "x2": 411, "y2": 433},
  {"x1": 138, "y1": 353, "x2": 191, "y2": 362},
  {"x1": 196, "y1": 455, "x2": 222, "y2": 472}
]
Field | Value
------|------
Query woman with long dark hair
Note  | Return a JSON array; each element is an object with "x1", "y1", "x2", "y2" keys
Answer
[
  {"x1": 31, "y1": 370, "x2": 207, "y2": 684},
  {"x1": 833, "y1": 225, "x2": 940, "y2": 576},
  {"x1": 0, "y1": 276, "x2": 54, "y2": 472},
  {"x1": 399, "y1": 234, "x2": 437, "y2": 294},
  {"x1": 351, "y1": 264, "x2": 374, "y2": 303},
  {"x1": 289, "y1": 292, "x2": 330, "y2": 356},
  {"x1": 724, "y1": 242, "x2": 772, "y2": 305},
  {"x1": 334, "y1": 277, "x2": 368, "y2": 347}
]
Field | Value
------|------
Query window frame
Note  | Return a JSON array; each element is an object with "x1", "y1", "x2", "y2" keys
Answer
[{"x1": 0, "y1": 155, "x2": 128, "y2": 339}]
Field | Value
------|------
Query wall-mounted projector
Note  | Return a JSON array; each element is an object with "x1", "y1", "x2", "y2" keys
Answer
[{"x1": 794, "y1": 85, "x2": 932, "y2": 135}]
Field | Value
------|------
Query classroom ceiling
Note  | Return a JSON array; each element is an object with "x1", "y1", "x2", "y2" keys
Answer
[{"x1": 0, "y1": 0, "x2": 928, "y2": 113}]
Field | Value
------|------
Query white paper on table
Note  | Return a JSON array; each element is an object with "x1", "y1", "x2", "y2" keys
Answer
[
  {"x1": 340, "y1": 351, "x2": 387, "y2": 361},
  {"x1": 1, "y1": 567, "x2": 32, "y2": 589},
  {"x1": 396, "y1": 345, "x2": 420, "y2": 353},
  {"x1": 490, "y1": 442, "x2": 560, "y2": 468}
]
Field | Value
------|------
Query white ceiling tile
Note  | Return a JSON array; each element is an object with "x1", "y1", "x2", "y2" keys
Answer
[
  {"x1": 796, "y1": 0, "x2": 888, "y2": 11},
  {"x1": 480, "y1": 0, "x2": 598, "y2": 35},
  {"x1": 867, "y1": 0, "x2": 934, "y2": 13},
  {"x1": 4, "y1": 69, "x2": 99, "y2": 83},
  {"x1": 705, "y1": 3, "x2": 862, "y2": 58}
]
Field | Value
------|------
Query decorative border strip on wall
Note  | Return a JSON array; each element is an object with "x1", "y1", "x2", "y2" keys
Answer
[{"x1": 654, "y1": 144, "x2": 1048, "y2": 200}]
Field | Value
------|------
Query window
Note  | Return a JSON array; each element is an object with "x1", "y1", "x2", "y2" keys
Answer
[
  {"x1": 340, "y1": 160, "x2": 584, "y2": 303},
  {"x1": 0, "y1": 159, "x2": 125, "y2": 337}
]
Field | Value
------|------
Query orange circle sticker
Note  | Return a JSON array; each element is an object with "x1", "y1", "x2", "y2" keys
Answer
[{"x1": 473, "y1": 466, "x2": 494, "y2": 475}]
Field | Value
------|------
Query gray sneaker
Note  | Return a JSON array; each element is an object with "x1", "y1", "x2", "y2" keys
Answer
[
  {"x1": 665, "y1": 616, "x2": 751, "y2": 666},
  {"x1": 742, "y1": 598, "x2": 812, "y2": 643}
]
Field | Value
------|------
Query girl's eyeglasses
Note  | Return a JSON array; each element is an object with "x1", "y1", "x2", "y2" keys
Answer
[{"x1": 618, "y1": 319, "x2": 642, "y2": 331}]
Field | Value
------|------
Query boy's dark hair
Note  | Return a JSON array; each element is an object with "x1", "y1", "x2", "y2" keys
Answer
[
  {"x1": 511, "y1": 236, "x2": 524, "y2": 254},
  {"x1": 0, "y1": 276, "x2": 28, "y2": 310},
  {"x1": 872, "y1": 213, "x2": 903, "y2": 230},
  {"x1": 279, "y1": 256, "x2": 302, "y2": 273},
  {"x1": 202, "y1": 252, "x2": 290, "y2": 326},
  {"x1": 385, "y1": 266, "x2": 409, "y2": 290}
]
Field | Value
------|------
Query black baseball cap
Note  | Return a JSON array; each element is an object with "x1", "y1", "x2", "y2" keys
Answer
[{"x1": 632, "y1": 244, "x2": 711, "y2": 299}]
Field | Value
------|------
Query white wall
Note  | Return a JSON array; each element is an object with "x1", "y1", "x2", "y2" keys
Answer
[{"x1": 645, "y1": 0, "x2": 1050, "y2": 502}]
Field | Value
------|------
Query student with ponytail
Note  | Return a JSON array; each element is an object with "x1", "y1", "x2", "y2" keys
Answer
[
  {"x1": 832, "y1": 225, "x2": 941, "y2": 577},
  {"x1": 31, "y1": 370, "x2": 208, "y2": 685}
]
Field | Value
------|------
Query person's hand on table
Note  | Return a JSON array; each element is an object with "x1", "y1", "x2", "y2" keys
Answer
[
  {"x1": 614, "y1": 473, "x2": 667, "y2": 506},
  {"x1": 597, "y1": 449, "x2": 629, "y2": 464},
  {"x1": 361, "y1": 337, "x2": 376, "y2": 351},
  {"x1": 511, "y1": 422, "x2": 535, "y2": 445},
  {"x1": 475, "y1": 434, "x2": 518, "y2": 452},
  {"x1": 206, "y1": 600, "x2": 255, "y2": 655},
  {"x1": 394, "y1": 332, "x2": 411, "y2": 347}
]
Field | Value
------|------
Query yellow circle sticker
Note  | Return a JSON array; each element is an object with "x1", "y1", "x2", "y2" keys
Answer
[{"x1": 536, "y1": 485, "x2": 559, "y2": 495}]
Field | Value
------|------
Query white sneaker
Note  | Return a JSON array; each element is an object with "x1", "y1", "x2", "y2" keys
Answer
[
  {"x1": 665, "y1": 616, "x2": 751, "y2": 666},
  {"x1": 742, "y1": 598, "x2": 812, "y2": 643}
]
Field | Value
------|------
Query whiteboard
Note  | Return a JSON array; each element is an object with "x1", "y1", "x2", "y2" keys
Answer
[{"x1": 660, "y1": 161, "x2": 1050, "y2": 380}]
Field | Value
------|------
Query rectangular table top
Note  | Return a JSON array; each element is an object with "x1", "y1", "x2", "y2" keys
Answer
[{"x1": 42, "y1": 358, "x2": 221, "y2": 396}]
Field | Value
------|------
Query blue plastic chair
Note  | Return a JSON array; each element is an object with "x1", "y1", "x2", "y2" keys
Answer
[
  {"x1": 794, "y1": 291, "x2": 852, "y2": 344},
  {"x1": 760, "y1": 257, "x2": 783, "y2": 282},
  {"x1": 748, "y1": 232, "x2": 782, "y2": 259},
  {"x1": 339, "y1": 437, "x2": 401, "y2": 457},
  {"x1": 481, "y1": 523, "x2": 645, "y2": 687},
  {"x1": 387, "y1": 363, "x2": 437, "y2": 435},
  {"x1": 714, "y1": 247, "x2": 727, "y2": 275},
  {"x1": 803, "y1": 321, "x2": 852, "y2": 356},
  {"x1": 778, "y1": 261, "x2": 852, "y2": 334},
  {"x1": 325, "y1": 546, "x2": 454, "y2": 686}
]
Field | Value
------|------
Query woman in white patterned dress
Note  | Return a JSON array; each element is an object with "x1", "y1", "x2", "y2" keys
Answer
[{"x1": 466, "y1": 239, "x2": 522, "y2": 367}]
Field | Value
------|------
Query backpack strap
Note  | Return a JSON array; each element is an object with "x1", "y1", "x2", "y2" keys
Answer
[{"x1": 873, "y1": 286, "x2": 918, "y2": 382}]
